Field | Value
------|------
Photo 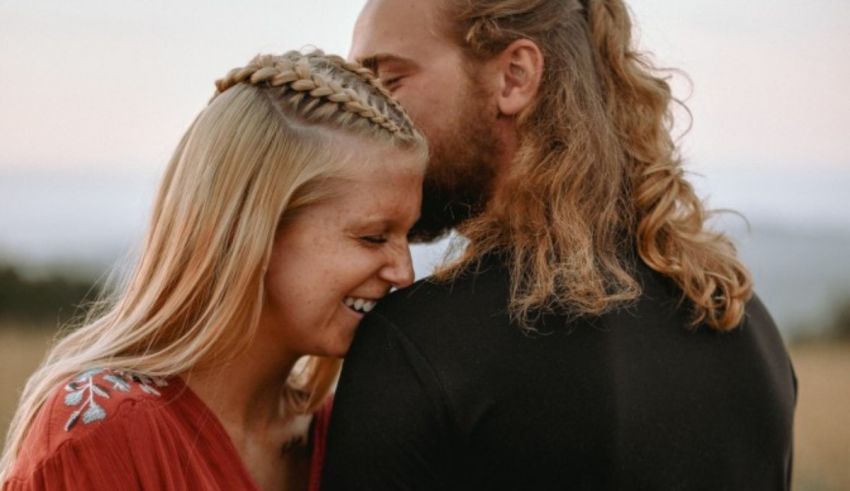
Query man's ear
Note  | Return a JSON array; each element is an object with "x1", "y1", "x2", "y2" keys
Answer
[{"x1": 493, "y1": 39, "x2": 544, "y2": 116}]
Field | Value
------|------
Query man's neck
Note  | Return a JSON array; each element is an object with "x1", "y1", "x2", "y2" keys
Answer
[{"x1": 491, "y1": 117, "x2": 519, "y2": 197}]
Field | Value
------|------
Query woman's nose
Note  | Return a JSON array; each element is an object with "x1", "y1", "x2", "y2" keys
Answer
[{"x1": 381, "y1": 244, "x2": 415, "y2": 289}]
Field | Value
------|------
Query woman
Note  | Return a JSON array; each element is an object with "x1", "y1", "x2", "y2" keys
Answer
[{"x1": 0, "y1": 50, "x2": 427, "y2": 490}]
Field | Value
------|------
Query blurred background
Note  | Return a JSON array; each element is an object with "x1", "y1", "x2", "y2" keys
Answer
[{"x1": 1, "y1": 0, "x2": 848, "y2": 488}]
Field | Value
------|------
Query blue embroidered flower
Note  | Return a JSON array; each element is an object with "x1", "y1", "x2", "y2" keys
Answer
[{"x1": 63, "y1": 369, "x2": 169, "y2": 431}]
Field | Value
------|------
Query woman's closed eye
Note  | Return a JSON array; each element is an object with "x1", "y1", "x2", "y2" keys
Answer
[
  {"x1": 380, "y1": 75, "x2": 404, "y2": 91},
  {"x1": 360, "y1": 235, "x2": 388, "y2": 245}
]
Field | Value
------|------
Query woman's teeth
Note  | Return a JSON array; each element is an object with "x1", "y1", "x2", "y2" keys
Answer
[{"x1": 344, "y1": 296, "x2": 376, "y2": 314}]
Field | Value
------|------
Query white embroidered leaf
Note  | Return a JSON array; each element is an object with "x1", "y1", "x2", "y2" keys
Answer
[
  {"x1": 139, "y1": 384, "x2": 161, "y2": 396},
  {"x1": 83, "y1": 401, "x2": 107, "y2": 424},
  {"x1": 75, "y1": 368, "x2": 103, "y2": 382},
  {"x1": 64, "y1": 410, "x2": 81, "y2": 431},
  {"x1": 91, "y1": 384, "x2": 110, "y2": 398},
  {"x1": 104, "y1": 374, "x2": 131, "y2": 392},
  {"x1": 64, "y1": 390, "x2": 84, "y2": 406},
  {"x1": 136, "y1": 375, "x2": 153, "y2": 386}
]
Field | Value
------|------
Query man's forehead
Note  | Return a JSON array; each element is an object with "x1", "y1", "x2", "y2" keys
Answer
[
  {"x1": 357, "y1": 0, "x2": 439, "y2": 24},
  {"x1": 350, "y1": 0, "x2": 446, "y2": 60}
]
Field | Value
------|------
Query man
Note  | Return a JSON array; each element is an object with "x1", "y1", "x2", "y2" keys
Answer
[{"x1": 322, "y1": 0, "x2": 796, "y2": 489}]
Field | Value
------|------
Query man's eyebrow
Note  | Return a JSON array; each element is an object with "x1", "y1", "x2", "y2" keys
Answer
[{"x1": 358, "y1": 54, "x2": 418, "y2": 72}]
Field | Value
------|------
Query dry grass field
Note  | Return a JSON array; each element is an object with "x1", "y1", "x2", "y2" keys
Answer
[
  {"x1": 0, "y1": 326, "x2": 56, "y2": 438},
  {"x1": 791, "y1": 342, "x2": 850, "y2": 491},
  {"x1": 0, "y1": 325, "x2": 847, "y2": 489}
]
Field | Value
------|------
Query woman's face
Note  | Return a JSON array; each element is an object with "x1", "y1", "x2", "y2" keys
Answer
[{"x1": 261, "y1": 143, "x2": 424, "y2": 358}]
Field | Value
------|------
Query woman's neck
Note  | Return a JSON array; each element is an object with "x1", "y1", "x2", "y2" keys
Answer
[
  {"x1": 181, "y1": 317, "x2": 316, "y2": 489},
  {"x1": 183, "y1": 330, "x2": 300, "y2": 443},
  {"x1": 183, "y1": 331, "x2": 312, "y2": 489}
]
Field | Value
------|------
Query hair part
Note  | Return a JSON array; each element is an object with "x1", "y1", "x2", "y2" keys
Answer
[
  {"x1": 1, "y1": 50, "x2": 425, "y2": 479},
  {"x1": 435, "y1": 0, "x2": 752, "y2": 331}
]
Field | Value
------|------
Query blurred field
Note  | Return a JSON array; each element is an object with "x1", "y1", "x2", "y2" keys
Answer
[
  {"x1": 0, "y1": 326, "x2": 847, "y2": 489},
  {"x1": 791, "y1": 342, "x2": 850, "y2": 491},
  {"x1": 0, "y1": 326, "x2": 56, "y2": 439}
]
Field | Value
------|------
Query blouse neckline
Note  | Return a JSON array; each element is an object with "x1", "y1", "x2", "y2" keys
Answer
[{"x1": 172, "y1": 376, "x2": 262, "y2": 490}]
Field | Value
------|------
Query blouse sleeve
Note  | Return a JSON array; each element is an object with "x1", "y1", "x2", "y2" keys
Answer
[{"x1": 4, "y1": 398, "x2": 195, "y2": 491}]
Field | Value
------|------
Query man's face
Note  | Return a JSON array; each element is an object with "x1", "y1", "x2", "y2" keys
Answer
[{"x1": 351, "y1": 0, "x2": 502, "y2": 241}]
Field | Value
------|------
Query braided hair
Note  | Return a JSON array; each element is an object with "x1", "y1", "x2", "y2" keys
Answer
[{"x1": 213, "y1": 50, "x2": 421, "y2": 143}]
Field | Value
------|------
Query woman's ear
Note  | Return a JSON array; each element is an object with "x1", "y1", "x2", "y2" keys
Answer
[{"x1": 493, "y1": 39, "x2": 544, "y2": 116}]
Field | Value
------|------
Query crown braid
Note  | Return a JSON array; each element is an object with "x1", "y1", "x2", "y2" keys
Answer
[
  {"x1": 316, "y1": 52, "x2": 412, "y2": 120},
  {"x1": 213, "y1": 51, "x2": 416, "y2": 139}
]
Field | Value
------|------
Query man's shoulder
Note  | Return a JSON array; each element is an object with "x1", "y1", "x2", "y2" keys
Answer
[{"x1": 371, "y1": 260, "x2": 510, "y2": 328}]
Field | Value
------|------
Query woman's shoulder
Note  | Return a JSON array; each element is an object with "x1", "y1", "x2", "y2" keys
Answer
[
  {"x1": 6, "y1": 368, "x2": 182, "y2": 486},
  {"x1": 6, "y1": 368, "x2": 264, "y2": 490},
  {"x1": 43, "y1": 368, "x2": 174, "y2": 442},
  {"x1": 55, "y1": 368, "x2": 172, "y2": 432}
]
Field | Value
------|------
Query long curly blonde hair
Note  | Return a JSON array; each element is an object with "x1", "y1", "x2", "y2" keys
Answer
[
  {"x1": 437, "y1": 0, "x2": 751, "y2": 331},
  {"x1": 1, "y1": 50, "x2": 425, "y2": 480}
]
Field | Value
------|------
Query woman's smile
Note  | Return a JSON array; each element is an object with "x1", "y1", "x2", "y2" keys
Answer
[
  {"x1": 343, "y1": 296, "x2": 378, "y2": 315},
  {"x1": 260, "y1": 139, "x2": 423, "y2": 359}
]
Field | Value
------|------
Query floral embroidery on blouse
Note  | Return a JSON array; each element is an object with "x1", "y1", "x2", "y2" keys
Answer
[{"x1": 63, "y1": 368, "x2": 169, "y2": 431}]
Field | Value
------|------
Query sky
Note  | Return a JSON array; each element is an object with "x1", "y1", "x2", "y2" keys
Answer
[
  {"x1": 1, "y1": 0, "x2": 848, "y2": 333},
  {"x1": 0, "y1": 0, "x2": 849, "y2": 269},
  {"x1": 1, "y1": 0, "x2": 848, "y2": 177}
]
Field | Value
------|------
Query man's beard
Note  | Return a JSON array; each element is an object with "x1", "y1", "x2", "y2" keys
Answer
[{"x1": 408, "y1": 95, "x2": 501, "y2": 243}]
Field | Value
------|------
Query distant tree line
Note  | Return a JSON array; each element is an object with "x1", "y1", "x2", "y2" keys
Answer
[
  {"x1": 788, "y1": 295, "x2": 850, "y2": 344},
  {"x1": 2, "y1": 262, "x2": 849, "y2": 341},
  {"x1": 826, "y1": 297, "x2": 850, "y2": 341},
  {"x1": 0, "y1": 265, "x2": 101, "y2": 327}
]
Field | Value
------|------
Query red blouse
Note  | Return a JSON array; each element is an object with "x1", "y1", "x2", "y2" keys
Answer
[{"x1": 3, "y1": 369, "x2": 330, "y2": 490}]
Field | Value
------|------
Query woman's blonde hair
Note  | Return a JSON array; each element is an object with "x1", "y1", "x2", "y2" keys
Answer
[
  {"x1": 438, "y1": 0, "x2": 751, "y2": 331},
  {"x1": 1, "y1": 50, "x2": 425, "y2": 478}
]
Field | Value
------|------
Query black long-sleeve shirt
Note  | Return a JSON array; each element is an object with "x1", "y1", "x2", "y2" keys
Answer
[{"x1": 322, "y1": 256, "x2": 796, "y2": 490}]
